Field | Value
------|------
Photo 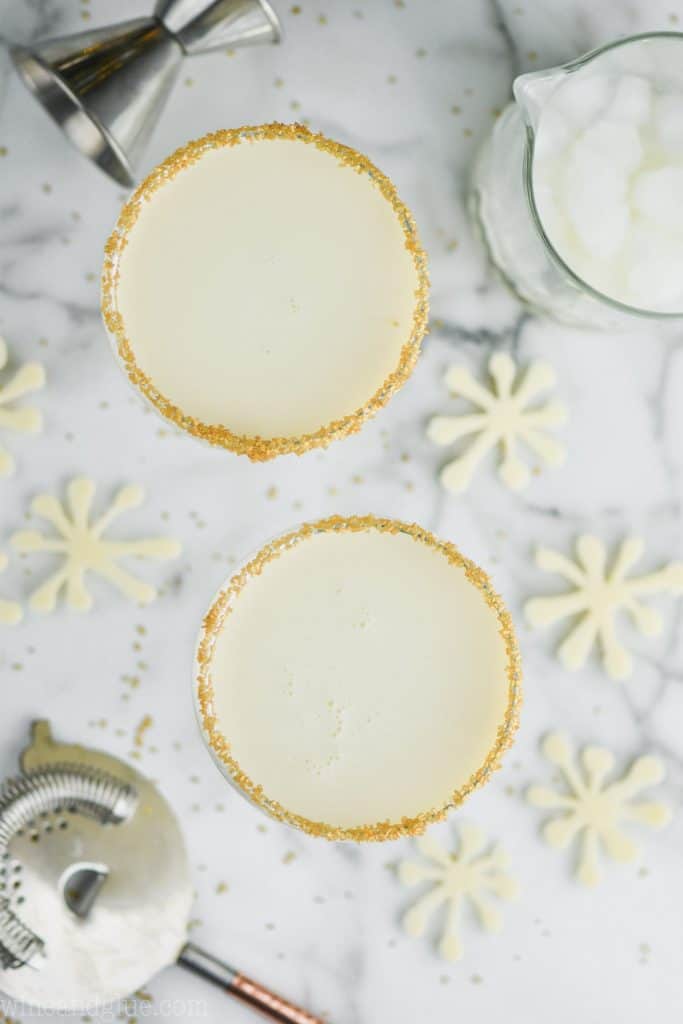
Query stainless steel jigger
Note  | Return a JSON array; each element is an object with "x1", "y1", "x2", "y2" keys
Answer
[
  {"x1": 10, "y1": 0, "x2": 281, "y2": 187},
  {"x1": 0, "y1": 721, "x2": 322, "y2": 1023}
]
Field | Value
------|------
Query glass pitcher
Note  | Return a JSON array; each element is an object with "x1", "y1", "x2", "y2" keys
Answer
[{"x1": 470, "y1": 32, "x2": 683, "y2": 328}]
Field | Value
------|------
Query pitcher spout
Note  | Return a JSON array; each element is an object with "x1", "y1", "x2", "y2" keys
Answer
[{"x1": 513, "y1": 67, "x2": 565, "y2": 131}]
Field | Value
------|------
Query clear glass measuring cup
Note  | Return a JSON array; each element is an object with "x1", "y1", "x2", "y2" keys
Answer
[{"x1": 471, "y1": 33, "x2": 683, "y2": 328}]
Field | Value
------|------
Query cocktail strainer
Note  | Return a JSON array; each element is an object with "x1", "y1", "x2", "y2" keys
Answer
[{"x1": 0, "y1": 720, "x2": 322, "y2": 1023}]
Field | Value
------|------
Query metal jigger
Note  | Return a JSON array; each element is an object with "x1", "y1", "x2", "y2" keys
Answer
[{"x1": 10, "y1": 0, "x2": 281, "y2": 187}]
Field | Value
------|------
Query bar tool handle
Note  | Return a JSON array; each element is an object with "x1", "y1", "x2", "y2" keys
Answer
[{"x1": 178, "y1": 942, "x2": 325, "y2": 1024}]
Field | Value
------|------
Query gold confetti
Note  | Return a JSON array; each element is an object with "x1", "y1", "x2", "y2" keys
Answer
[{"x1": 134, "y1": 714, "x2": 153, "y2": 747}]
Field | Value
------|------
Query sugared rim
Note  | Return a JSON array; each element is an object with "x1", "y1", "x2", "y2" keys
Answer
[
  {"x1": 195, "y1": 515, "x2": 522, "y2": 842},
  {"x1": 101, "y1": 123, "x2": 430, "y2": 461}
]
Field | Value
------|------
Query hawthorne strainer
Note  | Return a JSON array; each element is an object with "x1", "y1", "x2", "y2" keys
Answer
[{"x1": 0, "y1": 720, "x2": 322, "y2": 1023}]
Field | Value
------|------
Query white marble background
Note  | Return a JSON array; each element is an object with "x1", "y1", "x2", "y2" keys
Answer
[{"x1": 1, "y1": 1, "x2": 682, "y2": 1021}]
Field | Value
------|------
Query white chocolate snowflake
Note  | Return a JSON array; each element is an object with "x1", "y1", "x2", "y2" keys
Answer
[
  {"x1": 0, "y1": 336, "x2": 46, "y2": 476},
  {"x1": 0, "y1": 553, "x2": 22, "y2": 625},
  {"x1": 525, "y1": 535, "x2": 683, "y2": 680},
  {"x1": 426, "y1": 352, "x2": 567, "y2": 493},
  {"x1": 11, "y1": 477, "x2": 181, "y2": 612},
  {"x1": 527, "y1": 733, "x2": 671, "y2": 887},
  {"x1": 398, "y1": 824, "x2": 519, "y2": 961}
]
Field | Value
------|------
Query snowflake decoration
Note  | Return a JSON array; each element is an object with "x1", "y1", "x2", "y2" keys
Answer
[
  {"x1": 524, "y1": 535, "x2": 683, "y2": 680},
  {"x1": 0, "y1": 336, "x2": 46, "y2": 476},
  {"x1": 0, "y1": 553, "x2": 22, "y2": 626},
  {"x1": 527, "y1": 733, "x2": 671, "y2": 887},
  {"x1": 398, "y1": 824, "x2": 519, "y2": 961},
  {"x1": 11, "y1": 477, "x2": 182, "y2": 612},
  {"x1": 426, "y1": 352, "x2": 567, "y2": 493}
]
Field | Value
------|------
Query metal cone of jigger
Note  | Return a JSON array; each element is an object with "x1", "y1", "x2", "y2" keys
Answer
[{"x1": 10, "y1": 0, "x2": 282, "y2": 187}]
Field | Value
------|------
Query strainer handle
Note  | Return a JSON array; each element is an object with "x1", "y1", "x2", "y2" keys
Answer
[{"x1": 178, "y1": 942, "x2": 325, "y2": 1024}]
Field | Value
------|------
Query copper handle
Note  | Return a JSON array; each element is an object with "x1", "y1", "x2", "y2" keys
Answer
[
  {"x1": 178, "y1": 942, "x2": 325, "y2": 1024},
  {"x1": 230, "y1": 972, "x2": 323, "y2": 1024}
]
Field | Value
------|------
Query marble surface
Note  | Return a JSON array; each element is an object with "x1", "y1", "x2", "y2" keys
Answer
[{"x1": 1, "y1": 1, "x2": 682, "y2": 1021}]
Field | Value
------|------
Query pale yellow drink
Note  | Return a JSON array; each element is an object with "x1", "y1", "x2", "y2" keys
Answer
[
  {"x1": 102, "y1": 125, "x2": 428, "y2": 459},
  {"x1": 196, "y1": 518, "x2": 521, "y2": 841}
]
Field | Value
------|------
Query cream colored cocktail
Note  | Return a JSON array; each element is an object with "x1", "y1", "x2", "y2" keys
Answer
[
  {"x1": 102, "y1": 125, "x2": 428, "y2": 459},
  {"x1": 196, "y1": 517, "x2": 521, "y2": 841}
]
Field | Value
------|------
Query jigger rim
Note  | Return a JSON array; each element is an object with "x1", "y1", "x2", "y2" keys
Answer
[
  {"x1": 10, "y1": 46, "x2": 136, "y2": 188},
  {"x1": 249, "y1": 0, "x2": 282, "y2": 44}
]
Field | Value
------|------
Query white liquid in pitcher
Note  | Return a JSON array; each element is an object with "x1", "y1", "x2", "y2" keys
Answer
[
  {"x1": 532, "y1": 41, "x2": 683, "y2": 312},
  {"x1": 112, "y1": 131, "x2": 423, "y2": 440},
  {"x1": 199, "y1": 523, "x2": 516, "y2": 833}
]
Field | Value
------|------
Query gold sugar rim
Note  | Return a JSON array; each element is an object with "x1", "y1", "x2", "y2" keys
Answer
[
  {"x1": 101, "y1": 123, "x2": 430, "y2": 462},
  {"x1": 195, "y1": 515, "x2": 522, "y2": 842}
]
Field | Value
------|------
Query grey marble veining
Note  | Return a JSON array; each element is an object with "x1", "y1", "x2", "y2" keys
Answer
[{"x1": 0, "y1": 1, "x2": 682, "y2": 1021}]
